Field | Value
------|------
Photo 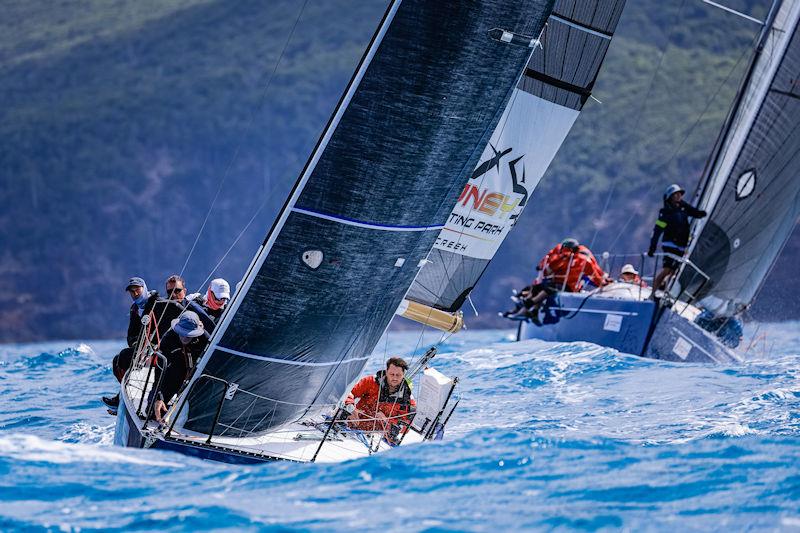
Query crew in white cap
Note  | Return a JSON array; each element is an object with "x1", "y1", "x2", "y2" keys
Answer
[
  {"x1": 618, "y1": 264, "x2": 646, "y2": 287},
  {"x1": 187, "y1": 278, "x2": 231, "y2": 320}
]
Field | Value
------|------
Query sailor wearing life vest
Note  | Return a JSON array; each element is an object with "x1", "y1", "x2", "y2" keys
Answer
[
  {"x1": 538, "y1": 238, "x2": 607, "y2": 292},
  {"x1": 502, "y1": 238, "x2": 608, "y2": 323},
  {"x1": 345, "y1": 357, "x2": 416, "y2": 441},
  {"x1": 648, "y1": 184, "x2": 706, "y2": 295}
]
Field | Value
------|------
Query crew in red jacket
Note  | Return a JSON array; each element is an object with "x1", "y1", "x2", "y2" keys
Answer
[
  {"x1": 345, "y1": 357, "x2": 416, "y2": 441},
  {"x1": 503, "y1": 238, "x2": 608, "y2": 323},
  {"x1": 538, "y1": 239, "x2": 606, "y2": 292}
]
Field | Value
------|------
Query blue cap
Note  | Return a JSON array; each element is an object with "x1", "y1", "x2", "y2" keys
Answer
[
  {"x1": 171, "y1": 311, "x2": 205, "y2": 338},
  {"x1": 125, "y1": 277, "x2": 146, "y2": 291}
]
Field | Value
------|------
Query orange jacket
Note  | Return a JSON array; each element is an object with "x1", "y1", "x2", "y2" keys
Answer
[
  {"x1": 345, "y1": 372, "x2": 416, "y2": 431},
  {"x1": 537, "y1": 244, "x2": 606, "y2": 292}
]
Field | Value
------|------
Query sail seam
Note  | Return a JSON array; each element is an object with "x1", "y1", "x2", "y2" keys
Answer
[
  {"x1": 770, "y1": 88, "x2": 800, "y2": 100},
  {"x1": 216, "y1": 346, "x2": 371, "y2": 366},
  {"x1": 291, "y1": 207, "x2": 445, "y2": 232},
  {"x1": 524, "y1": 67, "x2": 592, "y2": 98},
  {"x1": 549, "y1": 14, "x2": 613, "y2": 39}
]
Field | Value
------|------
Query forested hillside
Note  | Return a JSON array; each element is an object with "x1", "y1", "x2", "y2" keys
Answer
[{"x1": 1, "y1": 0, "x2": 794, "y2": 341}]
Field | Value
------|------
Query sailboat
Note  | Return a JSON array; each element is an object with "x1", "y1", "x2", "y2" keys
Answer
[
  {"x1": 114, "y1": 0, "x2": 555, "y2": 464},
  {"x1": 514, "y1": 0, "x2": 800, "y2": 364}
]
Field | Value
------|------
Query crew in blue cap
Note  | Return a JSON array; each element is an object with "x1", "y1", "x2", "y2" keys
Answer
[
  {"x1": 102, "y1": 276, "x2": 159, "y2": 409},
  {"x1": 152, "y1": 311, "x2": 210, "y2": 422}
]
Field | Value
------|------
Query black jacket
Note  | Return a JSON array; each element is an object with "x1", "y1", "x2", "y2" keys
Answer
[
  {"x1": 155, "y1": 329, "x2": 210, "y2": 403},
  {"x1": 649, "y1": 199, "x2": 706, "y2": 254},
  {"x1": 147, "y1": 298, "x2": 215, "y2": 339},
  {"x1": 126, "y1": 291, "x2": 159, "y2": 347}
]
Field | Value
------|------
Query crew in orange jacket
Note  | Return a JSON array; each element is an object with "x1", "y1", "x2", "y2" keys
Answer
[
  {"x1": 538, "y1": 238, "x2": 607, "y2": 292},
  {"x1": 345, "y1": 357, "x2": 416, "y2": 441},
  {"x1": 503, "y1": 238, "x2": 608, "y2": 323}
]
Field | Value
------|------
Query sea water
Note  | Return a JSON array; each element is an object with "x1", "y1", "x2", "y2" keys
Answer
[{"x1": 1, "y1": 324, "x2": 799, "y2": 531}]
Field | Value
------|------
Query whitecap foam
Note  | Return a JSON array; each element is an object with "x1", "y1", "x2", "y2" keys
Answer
[{"x1": 0, "y1": 434, "x2": 177, "y2": 467}]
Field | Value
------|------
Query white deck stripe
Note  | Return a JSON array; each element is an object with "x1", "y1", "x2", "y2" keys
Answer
[
  {"x1": 552, "y1": 307, "x2": 639, "y2": 317},
  {"x1": 216, "y1": 346, "x2": 370, "y2": 366},
  {"x1": 550, "y1": 14, "x2": 612, "y2": 40},
  {"x1": 291, "y1": 207, "x2": 444, "y2": 232}
]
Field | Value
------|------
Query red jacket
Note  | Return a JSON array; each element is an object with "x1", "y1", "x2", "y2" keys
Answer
[
  {"x1": 538, "y1": 244, "x2": 606, "y2": 292},
  {"x1": 345, "y1": 372, "x2": 416, "y2": 431}
]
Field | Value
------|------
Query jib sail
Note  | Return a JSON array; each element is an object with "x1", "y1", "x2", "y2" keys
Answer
[
  {"x1": 178, "y1": 0, "x2": 555, "y2": 435},
  {"x1": 404, "y1": 0, "x2": 627, "y2": 312},
  {"x1": 682, "y1": 1, "x2": 800, "y2": 316}
]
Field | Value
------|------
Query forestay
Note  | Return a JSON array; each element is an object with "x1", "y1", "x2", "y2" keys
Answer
[
  {"x1": 405, "y1": 0, "x2": 627, "y2": 312},
  {"x1": 683, "y1": 0, "x2": 800, "y2": 315},
  {"x1": 178, "y1": 0, "x2": 554, "y2": 436}
]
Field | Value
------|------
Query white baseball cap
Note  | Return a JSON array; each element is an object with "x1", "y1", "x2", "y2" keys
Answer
[
  {"x1": 209, "y1": 278, "x2": 231, "y2": 300},
  {"x1": 621, "y1": 264, "x2": 638, "y2": 275}
]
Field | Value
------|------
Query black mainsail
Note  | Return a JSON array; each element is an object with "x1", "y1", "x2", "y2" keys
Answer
[
  {"x1": 404, "y1": 0, "x2": 627, "y2": 313},
  {"x1": 682, "y1": 0, "x2": 800, "y2": 317},
  {"x1": 179, "y1": 0, "x2": 555, "y2": 435}
]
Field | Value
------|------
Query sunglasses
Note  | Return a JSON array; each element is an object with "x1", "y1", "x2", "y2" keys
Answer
[{"x1": 167, "y1": 287, "x2": 185, "y2": 294}]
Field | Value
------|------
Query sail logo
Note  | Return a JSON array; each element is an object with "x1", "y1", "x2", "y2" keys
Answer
[
  {"x1": 456, "y1": 183, "x2": 520, "y2": 218},
  {"x1": 460, "y1": 143, "x2": 529, "y2": 219},
  {"x1": 735, "y1": 168, "x2": 756, "y2": 201}
]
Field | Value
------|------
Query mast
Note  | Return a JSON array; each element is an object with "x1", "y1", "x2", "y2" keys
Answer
[
  {"x1": 681, "y1": 0, "x2": 800, "y2": 314},
  {"x1": 690, "y1": 0, "x2": 782, "y2": 211}
]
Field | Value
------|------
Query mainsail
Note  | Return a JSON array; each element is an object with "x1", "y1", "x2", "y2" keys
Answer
[
  {"x1": 404, "y1": 0, "x2": 627, "y2": 312},
  {"x1": 682, "y1": 0, "x2": 800, "y2": 316},
  {"x1": 179, "y1": 0, "x2": 555, "y2": 435}
]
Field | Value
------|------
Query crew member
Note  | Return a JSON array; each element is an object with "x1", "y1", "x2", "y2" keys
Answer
[
  {"x1": 102, "y1": 276, "x2": 158, "y2": 409},
  {"x1": 503, "y1": 238, "x2": 607, "y2": 321},
  {"x1": 345, "y1": 357, "x2": 416, "y2": 443},
  {"x1": 152, "y1": 311, "x2": 210, "y2": 422},
  {"x1": 648, "y1": 184, "x2": 706, "y2": 296},
  {"x1": 618, "y1": 264, "x2": 646, "y2": 287},
  {"x1": 187, "y1": 278, "x2": 231, "y2": 321}
]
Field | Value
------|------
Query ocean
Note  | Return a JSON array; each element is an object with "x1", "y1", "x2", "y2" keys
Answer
[{"x1": 1, "y1": 325, "x2": 799, "y2": 531}]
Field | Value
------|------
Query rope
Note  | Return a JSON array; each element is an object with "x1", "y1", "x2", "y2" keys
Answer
[
  {"x1": 177, "y1": 0, "x2": 310, "y2": 282},
  {"x1": 604, "y1": 24, "x2": 763, "y2": 253}
]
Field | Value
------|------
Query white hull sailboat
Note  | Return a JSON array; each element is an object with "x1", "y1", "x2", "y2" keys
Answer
[{"x1": 114, "y1": 0, "x2": 554, "y2": 463}]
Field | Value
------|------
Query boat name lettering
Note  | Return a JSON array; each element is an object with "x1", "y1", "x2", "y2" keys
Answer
[
  {"x1": 446, "y1": 213, "x2": 503, "y2": 235},
  {"x1": 457, "y1": 183, "x2": 520, "y2": 218}
]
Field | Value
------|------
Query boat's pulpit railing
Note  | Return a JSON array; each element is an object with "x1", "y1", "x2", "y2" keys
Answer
[
  {"x1": 166, "y1": 374, "x2": 230, "y2": 445},
  {"x1": 599, "y1": 252, "x2": 710, "y2": 309},
  {"x1": 122, "y1": 314, "x2": 168, "y2": 423}
]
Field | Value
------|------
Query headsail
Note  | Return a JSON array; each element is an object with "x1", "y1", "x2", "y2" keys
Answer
[
  {"x1": 179, "y1": 0, "x2": 555, "y2": 435},
  {"x1": 404, "y1": 0, "x2": 627, "y2": 312},
  {"x1": 682, "y1": 0, "x2": 800, "y2": 315}
]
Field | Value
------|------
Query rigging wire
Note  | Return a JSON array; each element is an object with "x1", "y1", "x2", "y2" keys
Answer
[
  {"x1": 605, "y1": 26, "x2": 764, "y2": 253},
  {"x1": 177, "y1": 0, "x2": 310, "y2": 286},
  {"x1": 588, "y1": 0, "x2": 687, "y2": 251}
]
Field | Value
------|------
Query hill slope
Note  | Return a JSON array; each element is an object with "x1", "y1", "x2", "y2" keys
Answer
[{"x1": 1, "y1": 0, "x2": 793, "y2": 341}]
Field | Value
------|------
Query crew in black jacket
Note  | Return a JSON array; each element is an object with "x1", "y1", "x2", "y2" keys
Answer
[
  {"x1": 102, "y1": 275, "x2": 215, "y2": 410},
  {"x1": 102, "y1": 277, "x2": 158, "y2": 409},
  {"x1": 152, "y1": 311, "x2": 210, "y2": 423},
  {"x1": 647, "y1": 184, "x2": 706, "y2": 295}
]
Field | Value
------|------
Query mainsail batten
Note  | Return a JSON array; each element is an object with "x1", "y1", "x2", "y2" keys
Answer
[
  {"x1": 179, "y1": 0, "x2": 555, "y2": 435},
  {"x1": 683, "y1": 0, "x2": 800, "y2": 314},
  {"x1": 406, "y1": 0, "x2": 627, "y2": 312}
]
